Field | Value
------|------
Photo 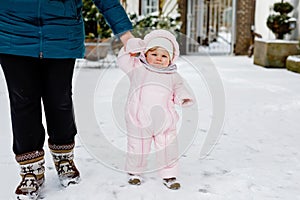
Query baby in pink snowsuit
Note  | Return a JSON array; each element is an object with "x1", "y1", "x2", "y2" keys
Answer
[{"x1": 117, "y1": 30, "x2": 194, "y2": 190}]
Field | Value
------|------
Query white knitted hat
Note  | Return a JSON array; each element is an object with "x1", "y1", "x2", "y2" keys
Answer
[{"x1": 145, "y1": 37, "x2": 174, "y2": 60}]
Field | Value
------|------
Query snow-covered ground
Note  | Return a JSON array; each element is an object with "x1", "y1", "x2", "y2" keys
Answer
[
  {"x1": 1, "y1": 55, "x2": 300, "y2": 199},
  {"x1": 199, "y1": 31, "x2": 232, "y2": 55}
]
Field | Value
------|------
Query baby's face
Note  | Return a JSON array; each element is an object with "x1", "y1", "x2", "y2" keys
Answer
[{"x1": 145, "y1": 48, "x2": 170, "y2": 68}]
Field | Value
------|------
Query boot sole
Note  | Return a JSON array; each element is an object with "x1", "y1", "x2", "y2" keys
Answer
[{"x1": 60, "y1": 176, "x2": 81, "y2": 187}]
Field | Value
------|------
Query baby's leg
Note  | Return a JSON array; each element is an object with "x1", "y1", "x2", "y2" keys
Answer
[
  {"x1": 154, "y1": 127, "x2": 179, "y2": 178},
  {"x1": 125, "y1": 128, "x2": 152, "y2": 175}
]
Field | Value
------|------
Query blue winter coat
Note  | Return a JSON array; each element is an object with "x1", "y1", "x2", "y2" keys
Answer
[{"x1": 0, "y1": 0, "x2": 132, "y2": 59}]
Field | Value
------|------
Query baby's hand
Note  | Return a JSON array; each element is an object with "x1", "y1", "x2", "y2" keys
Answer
[
  {"x1": 182, "y1": 99, "x2": 192, "y2": 105},
  {"x1": 130, "y1": 52, "x2": 139, "y2": 57}
]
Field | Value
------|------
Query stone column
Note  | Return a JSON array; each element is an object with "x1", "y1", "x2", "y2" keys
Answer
[{"x1": 234, "y1": 0, "x2": 256, "y2": 55}]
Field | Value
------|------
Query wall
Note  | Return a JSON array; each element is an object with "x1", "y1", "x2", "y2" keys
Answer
[
  {"x1": 290, "y1": 0, "x2": 299, "y2": 40},
  {"x1": 125, "y1": 0, "x2": 140, "y2": 14}
]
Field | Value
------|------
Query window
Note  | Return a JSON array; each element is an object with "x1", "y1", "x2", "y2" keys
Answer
[{"x1": 142, "y1": 0, "x2": 158, "y2": 15}]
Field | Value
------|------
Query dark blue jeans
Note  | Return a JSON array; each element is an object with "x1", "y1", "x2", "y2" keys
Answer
[{"x1": 0, "y1": 54, "x2": 77, "y2": 155}]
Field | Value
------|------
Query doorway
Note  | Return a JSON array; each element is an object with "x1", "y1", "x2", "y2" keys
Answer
[{"x1": 186, "y1": 0, "x2": 235, "y2": 55}]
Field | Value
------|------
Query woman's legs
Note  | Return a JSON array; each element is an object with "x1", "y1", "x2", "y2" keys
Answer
[
  {"x1": 40, "y1": 58, "x2": 80, "y2": 186},
  {"x1": 41, "y1": 58, "x2": 77, "y2": 145},
  {"x1": 39, "y1": 58, "x2": 80, "y2": 186},
  {"x1": 1, "y1": 54, "x2": 45, "y2": 155},
  {"x1": 0, "y1": 54, "x2": 80, "y2": 195},
  {"x1": 0, "y1": 54, "x2": 77, "y2": 154}
]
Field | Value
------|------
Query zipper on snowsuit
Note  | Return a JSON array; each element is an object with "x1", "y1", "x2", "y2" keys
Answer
[{"x1": 38, "y1": 1, "x2": 43, "y2": 59}]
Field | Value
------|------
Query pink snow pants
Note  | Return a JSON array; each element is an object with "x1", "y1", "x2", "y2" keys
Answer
[{"x1": 125, "y1": 110, "x2": 179, "y2": 178}]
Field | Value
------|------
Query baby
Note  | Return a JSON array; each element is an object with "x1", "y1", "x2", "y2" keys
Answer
[{"x1": 117, "y1": 29, "x2": 194, "y2": 190}]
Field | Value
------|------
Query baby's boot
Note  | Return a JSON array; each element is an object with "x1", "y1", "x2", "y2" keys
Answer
[
  {"x1": 163, "y1": 177, "x2": 181, "y2": 190},
  {"x1": 128, "y1": 173, "x2": 142, "y2": 185}
]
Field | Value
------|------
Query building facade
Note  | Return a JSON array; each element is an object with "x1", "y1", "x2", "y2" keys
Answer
[
  {"x1": 121, "y1": 0, "x2": 300, "y2": 55},
  {"x1": 122, "y1": 0, "x2": 177, "y2": 16}
]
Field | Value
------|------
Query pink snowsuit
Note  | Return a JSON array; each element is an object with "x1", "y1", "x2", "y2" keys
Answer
[{"x1": 117, "y1": 30, "x2": 194, "y2": 178}]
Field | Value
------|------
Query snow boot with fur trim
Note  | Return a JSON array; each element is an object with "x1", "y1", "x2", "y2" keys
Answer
[
  {"x1": 49, "y1": 142, "x2": 80, "y2": 187},
  {"x1": 15, "y1": 150, "x2": 45, "y2": 200},
  {"x1": 128, "y1": 174, "x2": 142, "y2": 185},
  {"x1": 163, "y1": 177, "x2": 181, "y2": 190}
]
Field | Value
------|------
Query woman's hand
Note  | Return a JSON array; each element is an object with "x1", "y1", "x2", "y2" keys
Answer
[{"x1": 120, "y1": 31, "x2": 134, "y2": 50}]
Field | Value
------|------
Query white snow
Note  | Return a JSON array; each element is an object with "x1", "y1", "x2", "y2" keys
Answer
[
  {"x1": 1, "y1": 55, "x2": 300, "y2": 199},
  {"x1": 255, "y1": 38, "x2": 299, "y2": 44},
  {"x1": 287, "y1": 55, "x2": 300, "y2": 62},
  {"x1": 199, "y1": 31, "x2": 232, "y2": 55}
]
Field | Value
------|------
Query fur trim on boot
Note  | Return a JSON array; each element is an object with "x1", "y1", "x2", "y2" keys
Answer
[
  {"x1": 15, "y1": 150, "x2": 45, "y2": 200},
  {"x1": 128, "y1": 174, "x2": 142, "y2": 185},
  {"x1": 163, "y1": 177, "x2": 181, "y2": 190},
  {"x1": 49, "y1": 142, "x2": 80, "y2": 187}
]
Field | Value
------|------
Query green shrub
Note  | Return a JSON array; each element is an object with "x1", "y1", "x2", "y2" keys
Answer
[
  {"x1": 82, "y1": 0, "x2": 112, "y2": 39},
  {"x1": 266, "y1": 1, "x2": 294, "y2": 39},
  {"x1": 129, "y1": 13, "x2": 181, "y2": 37}
]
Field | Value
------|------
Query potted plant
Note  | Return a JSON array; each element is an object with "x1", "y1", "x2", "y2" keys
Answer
[
  {"x1": 266, "y1": 1, "x2": 294, "y2": 39},
  {"x1": 82, "y1": 0, "x2": 112, "y2": 42},
  {"x1": 253, "y1": 1, "x2": 299, "y2": 68}
]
